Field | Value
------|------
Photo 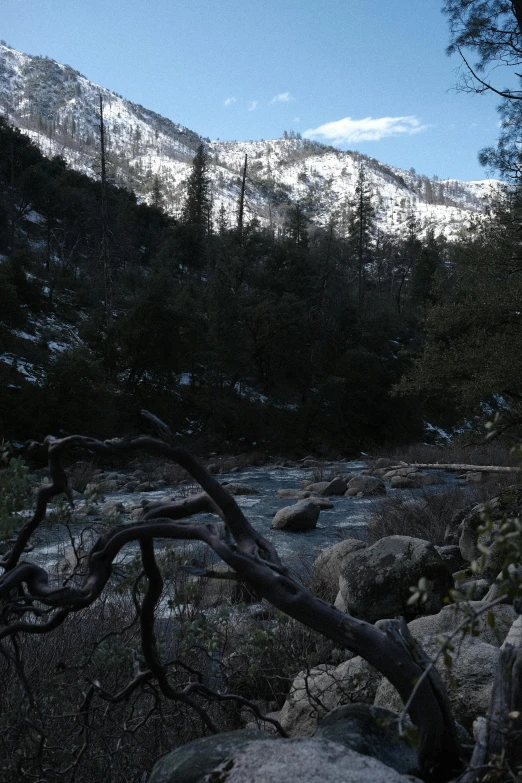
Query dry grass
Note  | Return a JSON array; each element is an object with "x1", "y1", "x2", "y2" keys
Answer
[
  {"x1": 372, "y1": 440, "x2": 519, "y2": 468},
  {"x1": 366, "y1": 482, "x2": 507, "y2": 545}
]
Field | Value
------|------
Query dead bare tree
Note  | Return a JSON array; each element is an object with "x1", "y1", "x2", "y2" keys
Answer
[{"x1": 0, "y1": 416, "x2": 521, "y2": 782}]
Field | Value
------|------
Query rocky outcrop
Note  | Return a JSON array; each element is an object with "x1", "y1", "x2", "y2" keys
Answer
[
  {"x1": 315, "y1": 704, "x2": 418, "y2": 776},
  {"x1": 312, "y1": 539, "x2": 367, "y2": 602},
  {"x1": 271, "y1": 501, "x2": 320, "y2": 532},
  {"x1": 345, "y1": 476, "x2": 386, "y2": 497},
  {"x1": 277, "y1": 657, "x2": 380, "y2": 737},
  {"x1": 149, "y1": 729, "x2": 271, "y2": 783},
  {"x1": 374, "y1": 635, "x2": 500, "y2": 728},
  {"x1": 338, "y1": 536, "x2": 453, "y2": 622},
  {"x1": 405, "y1": 602, "x2": 516, "y2": 648},
  {"x1": 205, "y1": 738, "x2": 415, "y2": 783}
]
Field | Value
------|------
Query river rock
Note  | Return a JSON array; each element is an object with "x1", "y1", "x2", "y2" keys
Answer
[
  {"x1": 136, "y1": 481, "x2": 157, "y2": 492},
  {"x1": 383, "y1": 467, "x2": 417, "y2": 479},
  {"x1": 222, "y1": 482, "x2": 259, "y2": 495},
  {"x1": 318, "y1": 477, "x2": 348, "y2": 496},
  {"x1": 122, "y1": 481, "x2": 139, "y2": 491},
  {"x1": 312, "y1": 539, "x2": 367, "y2": 601},
  {"x1": 390, "y1": 475, "x2": 418, "y2": 489},
  {"x1": 345, "y1": 476, "x2": 386, "y2": 497},
  {"x1": 315, "y1": 704, "x2": 418, "y2": 776},
  {"x1": 338, "y1": 536, "x2": 453, "y2": 622},
  {"x1": 55, "y1": 546, "x2": 82, "y2": 573},
  {"x1": 372, "y1": 458, "x2": 396, "y2": 470},
  {"x1": 308, "y1": 496, "x2": 334, "y2": 509},
  {"x1": 101, "y1": 500, "x2": 124, "y2": 515},
  {"x1": 276, "y1": 489, "x2": 312, "y2": 499},
  {"x1": 205, "y1": 738, "x2": 415, "y2": 783},
  {"x1": 374, "y1": 635, "x2": 500, "y2": 728},
  {"x1": 277, "y1": 656, "x2": 380, "y2": 737},
  {"x1": 271, "y1": 501, "x2": 320, "y2": 532},
  {"x1": 305, "y1": 481, "x2": 330, "y2": 493},
  {"x1": 149, "y1": 729, "x2": 271, "y2": 783}
]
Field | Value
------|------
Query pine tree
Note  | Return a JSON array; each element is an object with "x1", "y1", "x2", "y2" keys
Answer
[
  {"x1": 182, "y1": 143, "x2": 212, "y2": 234},
  {"x1": 349, "y1": 164, "x2": 376, "y2": 311},
  {"x1": 285, "y1": 202, "x2": 309, "y2": 247},
  {"x1": 151, "y1": 174, "x2": 164, "y2": 210}
]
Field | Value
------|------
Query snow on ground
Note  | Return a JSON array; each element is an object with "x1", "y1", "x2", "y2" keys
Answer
[
  {"x1": 48, "y1": 340, "x2": 69, "y2": 352},
  {"x1": 0, "y1": 354, "x2": 42, "y2": 384},
  {"x1": 12, "y1": 329, "x2": 39, "y2": 342},
  {"x1": 0, "y1": 42, "x2": 500, "y2": 242}
]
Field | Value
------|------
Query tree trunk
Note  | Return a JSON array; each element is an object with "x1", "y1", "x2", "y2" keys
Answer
[{"x1": 387, "y1": 462, "x2": 520, "y2": 474}]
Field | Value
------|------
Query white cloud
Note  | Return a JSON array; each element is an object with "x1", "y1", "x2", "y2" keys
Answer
[
  {"x1": 224, "y1": 97, "x2": 236, "y2": 107},
  {"x1": 304, "y1": 115, "x2": 427, "y2": 144},
  {"x1": 271, "y1": 91, "x2": 294, "y2": 104},
  {"x1": 248, "y1": 100, "x2": 258, "y2": 111}
]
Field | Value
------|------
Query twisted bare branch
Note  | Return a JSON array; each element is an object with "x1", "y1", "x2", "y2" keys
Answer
[{"x1": 0, "y1": 429, "x2": 464, "y2": 780}]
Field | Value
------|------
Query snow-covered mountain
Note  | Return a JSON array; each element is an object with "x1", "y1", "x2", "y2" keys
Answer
[{"x1": 0, "y1": 42, "x2": 501, "y2": 239}]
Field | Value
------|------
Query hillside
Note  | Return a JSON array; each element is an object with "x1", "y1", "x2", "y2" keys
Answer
[{"x1": 0, "y1": 42, "x2": 500, "y2": 239}]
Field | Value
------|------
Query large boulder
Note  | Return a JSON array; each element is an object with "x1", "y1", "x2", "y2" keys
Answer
[
  {"x1": 312, "y1": 539, "x2": 367, "y2": 601},
  {"x1": 277, "y1": 656, "x2": 380, "y2": 737},
  {"x1": 345, "y1": 476, "x2": 386, "y2": 497},
  {"x1": 315, "y1": 704, "x2": 418, "y2": 776},
  {"x1": 271, "y1": 501, "x2": 320, "y2": 532},
  {"x1": 338, "y1": 536, "x2": 453, "y2": 622},
  {"x1": 149, "y1": 729, "x2": 271, "y2": 783},
  {"x1": 374, "y1": 635, "x2": 500, "y2": 728},
  {"x1": 435, "y1": 545, "x2": 466, "y2": 574},
  {"x1": 406, "y1": 602, "x2": 516, "y2": 648},
  {"x1": 318, "y1": 477, "x2": 348, "y2": 496},
  {"x1": 458, "y1": 489, "x2": 522, "y2": 574},
  {"x1": 205, "y1": 738, "x2": 415, "y2": 783}
]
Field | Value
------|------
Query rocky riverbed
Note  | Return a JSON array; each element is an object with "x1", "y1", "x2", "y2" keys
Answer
[{"x1": 24, "y1": 458, "x2": 451, "y2": 576}]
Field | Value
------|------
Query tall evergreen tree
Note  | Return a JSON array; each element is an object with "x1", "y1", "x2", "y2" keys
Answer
[
  {"x1": 349, "y1": 164, "x2": 376, "y2": 310},
  {"x1": 182, "y1": 143, "x2": 212, "y2": 234}
]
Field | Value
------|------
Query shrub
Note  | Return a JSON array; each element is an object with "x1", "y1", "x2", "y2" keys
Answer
[{"x1": 367, "y1": 485, "x2": 486, "y2": 545}]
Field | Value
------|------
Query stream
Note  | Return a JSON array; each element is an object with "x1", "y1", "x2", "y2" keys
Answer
[{"x1": 24, "y1": 460, "x2": 451, "y2": 576}]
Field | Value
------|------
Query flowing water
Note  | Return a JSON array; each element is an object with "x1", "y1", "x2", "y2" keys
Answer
[{"x1": 25, "y1": 460, "x2": 449, "y2": 575}]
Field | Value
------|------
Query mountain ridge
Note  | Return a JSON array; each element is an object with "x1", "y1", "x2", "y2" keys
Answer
[{"x1": 0, "y1": 41, "x2": 501, "y2": 239}]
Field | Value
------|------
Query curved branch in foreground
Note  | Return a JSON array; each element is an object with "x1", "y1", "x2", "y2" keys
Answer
[{"x1": 0, "y1": 432, "x2": 463, "y2": 781}]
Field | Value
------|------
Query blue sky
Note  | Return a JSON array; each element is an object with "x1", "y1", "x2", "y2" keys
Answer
[{"x1": 1, "y1": 0, "x2": 508, "y2": 181}]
